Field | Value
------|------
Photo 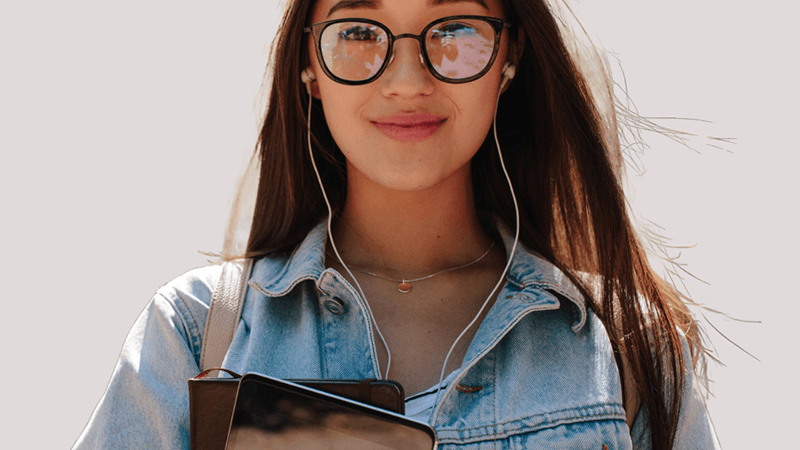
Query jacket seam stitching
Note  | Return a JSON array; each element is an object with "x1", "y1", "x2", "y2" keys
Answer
[
  {"x1": 493, "y1": 348, "x2": 499, "y2": 450},
  {"x1": 438, "y1": 403, "x2": 626, "y2": 432},
  {"x1": 435, "y1": 406, "x2": 626, "y2": 443},
  {"x1": 157, "y1": 292, "x2": 202, "y2": 366},
  {"x1": 250, "y1": 275, "x2": 318, "y2": 298}
]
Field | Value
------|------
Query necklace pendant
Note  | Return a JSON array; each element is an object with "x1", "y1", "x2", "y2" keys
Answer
[{"x1": 397, "y1": 281, "x2": 412, "y2": 294}]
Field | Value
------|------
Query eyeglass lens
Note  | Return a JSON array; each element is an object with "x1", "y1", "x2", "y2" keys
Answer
[{"x1": 319, "y1": 18, "x2": 496, "y2": 82}]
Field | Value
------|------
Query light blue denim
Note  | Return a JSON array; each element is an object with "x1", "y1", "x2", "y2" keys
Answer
[{"x1": 73, "y1": 220, "x2": 719, "y2": 449}]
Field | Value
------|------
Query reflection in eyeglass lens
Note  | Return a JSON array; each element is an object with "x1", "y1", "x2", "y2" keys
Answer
[
  {"x1": 321, "y1": 23, "x2": 389, "y2": 81},
  {"x1": 427, "y1": 20, "x2": 494, "y2": 79}
]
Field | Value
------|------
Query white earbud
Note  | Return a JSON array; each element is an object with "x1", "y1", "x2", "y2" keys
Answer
[
  {"x1": 301, "y1": 68, "x2": 316, "y2": 95},
  {"x1": 501, "y1": 62, "x2": 516, "y2": 81},
  {"x1": 500, "y1": 62, "x2": 516, "y2": 92}
]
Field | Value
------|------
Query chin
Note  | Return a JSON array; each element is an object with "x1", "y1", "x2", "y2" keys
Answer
[{"x1": 370, "y1": 165, "x2": 468, "y2": 194}]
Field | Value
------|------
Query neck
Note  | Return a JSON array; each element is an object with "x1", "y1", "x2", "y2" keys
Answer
[{"x1": 331, "y1": 165, "x2": 495, "y2": 277}]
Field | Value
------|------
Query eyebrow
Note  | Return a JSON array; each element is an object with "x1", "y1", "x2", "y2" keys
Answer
[{"x1": 326, "y1": 0, "x2": 490, "y2": 18}]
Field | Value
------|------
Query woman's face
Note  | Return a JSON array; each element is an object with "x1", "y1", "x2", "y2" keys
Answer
[{"x1": 306, "y1": 0, "x2": 512, "y2": 193}]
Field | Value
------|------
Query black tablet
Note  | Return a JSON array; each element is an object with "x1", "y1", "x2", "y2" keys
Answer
[{"x1": 225, "y1": 373, "x2": 438, "y2": 450}]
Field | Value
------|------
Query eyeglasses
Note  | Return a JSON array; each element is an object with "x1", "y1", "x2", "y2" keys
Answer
[{"x1": 305, "y1": 15, "x2": 511, "y2": 85}]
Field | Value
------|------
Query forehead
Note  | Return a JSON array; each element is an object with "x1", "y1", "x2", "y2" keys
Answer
[{"x1": 313, "y1": 0, "x2": 504, "y2": 20}]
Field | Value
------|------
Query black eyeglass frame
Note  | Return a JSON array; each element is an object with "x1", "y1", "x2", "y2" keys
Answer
[{"x1": 304, "y1": 15, "x2": 511, "y2": 85}]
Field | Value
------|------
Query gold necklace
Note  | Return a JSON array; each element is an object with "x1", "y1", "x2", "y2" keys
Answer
[{"x1": 328, "y1": 242, "x2": 494, "y2": 294}]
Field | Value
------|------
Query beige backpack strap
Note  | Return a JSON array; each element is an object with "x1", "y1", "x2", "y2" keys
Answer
[{"x1": 199, "y1": 258, "x2": 253, "y2": 373}]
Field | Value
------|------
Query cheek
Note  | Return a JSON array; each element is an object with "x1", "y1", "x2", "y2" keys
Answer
[
  {"x1": 316, "y1": 82, "x2": 368, "y2": 149},
  {"x1": 453, "y1": 77, "x2": 502, "y2": 147}
]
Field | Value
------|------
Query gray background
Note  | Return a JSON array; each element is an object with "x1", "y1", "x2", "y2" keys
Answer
[{"x1": 1, "y1": 0, "x2": 798, "y2": 448}]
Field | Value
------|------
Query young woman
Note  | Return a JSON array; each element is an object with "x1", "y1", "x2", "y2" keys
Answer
[{"x1": 74, "y1": 0, "x2": 719, "y2": 448}]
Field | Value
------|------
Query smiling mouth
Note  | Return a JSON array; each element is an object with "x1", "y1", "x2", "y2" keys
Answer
[{"x1": 372, "y1": 114, "x2": 446, "y2": 143}]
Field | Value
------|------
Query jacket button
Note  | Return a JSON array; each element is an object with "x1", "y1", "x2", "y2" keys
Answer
[{"x1": 323, "y1": 297, "x2": 345, "y2": 315}]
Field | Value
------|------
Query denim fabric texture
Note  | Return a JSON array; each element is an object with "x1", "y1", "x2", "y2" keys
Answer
[{"x1": 73, "y1": 221, "x2": 719, "y2": 449}]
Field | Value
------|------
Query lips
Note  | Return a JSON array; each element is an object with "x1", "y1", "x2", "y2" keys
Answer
[{"x1": 372, "y1": 113, "x2": 446, "y2": 143}]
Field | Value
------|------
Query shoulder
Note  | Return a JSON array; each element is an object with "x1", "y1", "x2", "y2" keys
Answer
[
  {"x1": 72, "y1": 264, "x2": 227, "y2": 448},
  {"x1": 147, "y1": 264, "x2": 225, "y2": 345},
  {"x1": 155, "y1": 263, "x2": 223, "y2": 310}
]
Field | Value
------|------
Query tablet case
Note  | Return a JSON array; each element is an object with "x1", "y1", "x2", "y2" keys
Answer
[{"x1": 189, "y1": 371, "x2": 404, "y2": 450}]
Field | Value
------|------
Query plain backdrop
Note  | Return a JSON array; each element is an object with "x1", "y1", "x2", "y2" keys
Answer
[{"x1": 1, "y1": 0, "x2": 798, "y2": 448}]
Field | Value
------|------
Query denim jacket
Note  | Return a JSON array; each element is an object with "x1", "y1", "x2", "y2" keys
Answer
[{"x1": 74, "y1": 221, "x2": 719, "y2": 449}]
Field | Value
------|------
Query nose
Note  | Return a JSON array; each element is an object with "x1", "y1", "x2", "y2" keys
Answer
[{"x1": 380, "y1": 38, "x2": 435, "y2": 99}]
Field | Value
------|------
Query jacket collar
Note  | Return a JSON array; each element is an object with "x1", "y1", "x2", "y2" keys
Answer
[
  {"x1": 248, "y1": 220, "x2": 329, "y2": 298},
  {"x1": 249, "y1": 218, "x2": 587, "y2": 331},
  {"x1": 494, "y1": 219, "x2": 587, "y2": 332}
]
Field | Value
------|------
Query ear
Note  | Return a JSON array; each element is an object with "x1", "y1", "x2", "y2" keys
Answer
[
  {"x1": 508, "y1": 27, "x2": 525, "y2": 67},
  {"x1": 310, "y1": 77, "x2": 322, "y2": 100},
  {"x1": 301, "y1": 68, "x2": 322, "y2": 99},
  {"x1": 499, "y1": 28, "x2": 525, "y2": 94}
]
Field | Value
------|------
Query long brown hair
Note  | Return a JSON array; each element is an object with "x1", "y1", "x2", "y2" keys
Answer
[{"x1": 237, "y1": 0, "x2": 707, "y2": 448}]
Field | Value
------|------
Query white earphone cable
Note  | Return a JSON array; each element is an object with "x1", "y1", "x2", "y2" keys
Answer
[
  {"x1": 427, "y1": 73, "x2": 520, "y2": 423},
  {"x1": 305, "y1": 91, "x2": 393, "y2": 380},
  {"x1": 303, "y1": 66, "x2": 519, "y2": 415}
]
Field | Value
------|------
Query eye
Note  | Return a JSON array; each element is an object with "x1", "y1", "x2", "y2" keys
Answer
[
  {"x1": 339, "y1": 25, "x2": 381, "y2": 41},
  {"x1": 431, "y1": 22, "x2": 476, "y2": 39}
]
